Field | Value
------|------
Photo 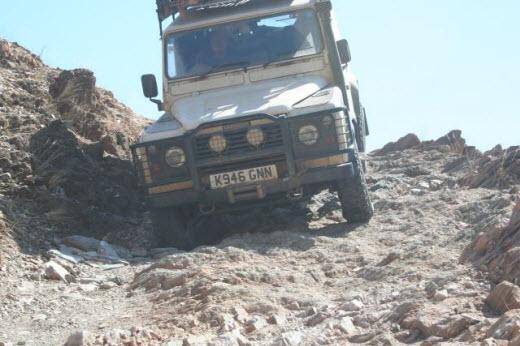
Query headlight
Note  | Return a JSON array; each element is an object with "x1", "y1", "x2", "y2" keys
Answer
[
  {"x1": 209, "y1": 134, "x2": 227, "y2": 153},
  {"x1": 298, "y1": 125, "x2": 320, "y2": 146},
  {"x1": 165, "y1": 147, "x2": 186, "y2": 167},
  {"x1": 246, "y1": 128, "x2": 265, "y2": 147}
]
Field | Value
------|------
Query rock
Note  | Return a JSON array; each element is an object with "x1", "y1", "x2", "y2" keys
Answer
[
  {"x1": 97, "y1": 241, "x2": 120, "y2": 259},
  {"x1": 375, "y1": 134, "x2": 421, "y2": 155},
  {"x1": 425, "y1": 281, "x2": 439, "y2": 298},
  {"x1": 268, "y1": 313, "x2": 286, "y2": 326},
  {"x1": 433, "y1": 289, "x2": 449, "y2": 302},
  {"x1": 63, "y1": 236, "x2": 101, "y2": 252},
  {"x1": 337, "y1": 317, "x2": 357, "y2": 334},
  {"x1": 276, "y1": 331, "x2": 304, "y2": 346},
  {"x1": 342, "y1": 299, "x2": 364, "y2": 312},
  {"x1": 348, "y1": 331, "x2": 376, "y2": 343},
  {"x1": 434, "y1": 130, "x2": 466, "y2": 154},
  {"x1": 47, "y1": 248, "x2": 83, "y2": 264},
  {"x1": 486, "y1": 309, "x2": 520, "y2": 341},
  {"x1": 218, "y1": 313, "x2": 238, "y2": 333},
  {"x1": 232, "y1": 306, "x2": 249, "y2": 324},
  {"x1": 64, "y1": 331, "x2": 91, "y2": 346},
  {"x1": 100, "y1": 281, "x2": 118, "y2": 290},
  {"x1": 377, "y1": 251, "x2": 401, "y2": 266},
  {"x1": 402, "y1": 308, "x2": 480, "y2": 339},
  {"x1": 306, "y1": 312, "x2": 328, "y2": 327},
  {"x1": 0, "y1": 172, "x2": 11, "y2": 182},
  {"x1": 245, "y1": 316, "x2": 267, "y2": 333},
  {"x1": 44, "y1": 261, "x2": 73, "y2": 282},
  {"x1": 486, "y1": 282, "x2": 520, "y2": 313}
]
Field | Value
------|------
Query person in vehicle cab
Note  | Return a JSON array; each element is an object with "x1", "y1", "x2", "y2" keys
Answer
[{"x1": 190, "y1": 28, "x2": 233, "y2": 74}]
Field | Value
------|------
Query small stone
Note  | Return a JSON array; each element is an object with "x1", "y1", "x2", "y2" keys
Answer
[
  {"x1": 337, "y1": 317, "x2": 357, "y2": 334},
  {"x1": 65, "y1": 331, "x2": 90, "y2": 346},
  {"x1": 0, "y1": 173, "x2": 12, "y2": 182},
  {"x1": 306, "y1": 312, "x2": 328, "y2": 327},
  {"x1": 44, "y1": 261, "x2": 73, "y2": 283},
  {"x1": 433, "y1": 289, "x2": 448, "y2": 302},
  {"x1": 418, "y1": 181, "x2": 430, "y2": 189},
  {"x1": 100, "y1": 282, "x2": 118, "y2": 290},
  {"x1": 425, "y1": 281, "x2": 438, "y2": 298},
  {"x1": 268, "y1": 313, "x2": 286, "y2": 325},
  {"x1": 377, "y1": 251, "x2": 401, "y2": 266},
  {"x1": 277, "y1": 331, "x2": 304, "y2": 346},
  {"x1": 245, "y1": 316, "x2": 267, "y2": 333},
  {"x1": 342, "y1": 299, "x2": 364, "y2": 312},
  {"x1": 430, "y1": 179, "x2": 444, "y2": 190},
  {"x1": 411, "y1": 188, "x2": 425, "y2": 196},
  {"x1": 232, "y1": 306, "x2": 249, "y2": 324}
]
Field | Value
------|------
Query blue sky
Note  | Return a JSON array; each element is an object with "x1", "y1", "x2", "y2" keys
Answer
[{"x1": 1, "y1": 1, "x2": 518, "y2": 150}]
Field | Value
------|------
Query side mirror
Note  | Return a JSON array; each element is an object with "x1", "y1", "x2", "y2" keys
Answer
[
  {"x1": 141, "y1": 74, "x2": 159, "y2": 98},
  {"x1": 141, "y1": 74, "x2": 163, "y2": 111},
  {"x1": 337, "y1": 39, "x2": 351, "y2": 64}
]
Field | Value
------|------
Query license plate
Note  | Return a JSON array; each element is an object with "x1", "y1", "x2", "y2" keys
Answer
[{"x1": 210, "y1": 165, "x2": 278, "y2": 189}]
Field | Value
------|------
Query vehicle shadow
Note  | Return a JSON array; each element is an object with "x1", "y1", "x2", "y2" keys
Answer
[{"x1": 193, "y1": 199, "x2": 367, "y2": 252}]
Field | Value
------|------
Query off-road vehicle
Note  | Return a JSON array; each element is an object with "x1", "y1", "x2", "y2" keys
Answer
[{"x1": 132, "y1": 0, "x2": 373, "y2": 249}]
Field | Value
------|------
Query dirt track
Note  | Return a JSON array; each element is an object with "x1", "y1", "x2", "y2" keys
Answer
[{"x1": 1, "y1": 37, "x2": 520, "y2": 345}]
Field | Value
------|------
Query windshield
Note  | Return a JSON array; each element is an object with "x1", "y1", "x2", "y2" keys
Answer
[{"x1": 166, "y1": 9, "x2": 323, "y2": 79}]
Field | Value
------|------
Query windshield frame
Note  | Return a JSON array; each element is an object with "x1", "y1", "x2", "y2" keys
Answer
[{"x1": 163, "y1": 8, "x2": 325, "y2": 81}]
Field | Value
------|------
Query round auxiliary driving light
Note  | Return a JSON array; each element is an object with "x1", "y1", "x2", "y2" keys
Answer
[
  {"x1": 298, "y1": 125, "x2": 320, "y2": 146},
  {"x1": 322, "y1": 115, "x2": 333, "y2": 126},
  {"x1": 165, "y1": 147, "x2": 186, "y2": 167},
  {"x1": 246, "y1": 128, "x2": 265, "y2": 147},
  {"x1": 209, "y1": 134, "x2": 227, "y2": 153}
]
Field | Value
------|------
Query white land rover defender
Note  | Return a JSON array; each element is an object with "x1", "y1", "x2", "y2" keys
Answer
[{"x1": 132, "y1": 0, "x2": 373, "y2": 249}]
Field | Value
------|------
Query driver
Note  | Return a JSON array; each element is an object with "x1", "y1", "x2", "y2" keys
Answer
[{"x1": 190, "y1": 28, "x2": 232, "y2": 74}]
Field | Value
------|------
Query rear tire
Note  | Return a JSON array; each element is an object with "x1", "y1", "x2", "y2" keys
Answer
[
  {"x1": 337, "y1": 151, "x2": 374, "y2": 223},
  {"x1": 150, "y1": 207, "x2": 194, "y2": 250}
]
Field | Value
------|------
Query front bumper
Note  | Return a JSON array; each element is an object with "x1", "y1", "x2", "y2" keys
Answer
[{"x1": 147, "y1": 162, "x2": 354, "y2": 209}]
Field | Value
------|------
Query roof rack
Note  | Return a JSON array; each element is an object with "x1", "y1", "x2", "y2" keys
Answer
[{"x1": 155, "y1": 0, "x2": 265, "y2": 37}]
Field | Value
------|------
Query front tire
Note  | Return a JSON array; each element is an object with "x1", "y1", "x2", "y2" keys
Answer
[
  {"x1": 337, "y1": 151, "x2": 374, "y2": 223},
  {"x1": 355, "y1": 109, "x2": 367, "y2": 153}
]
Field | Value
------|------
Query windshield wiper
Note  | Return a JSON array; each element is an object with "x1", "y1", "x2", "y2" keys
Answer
[{"x1": 198, "y1": 61, "x2": 250, "y2": 79}]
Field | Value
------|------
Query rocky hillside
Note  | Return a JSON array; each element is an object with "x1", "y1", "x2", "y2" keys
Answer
[
  {"x1": 1, "y1": 39, "x2": 520, "y2": 345},
  {"x1": 0, "y1": 38, "x2": 151, "y2": 254}
]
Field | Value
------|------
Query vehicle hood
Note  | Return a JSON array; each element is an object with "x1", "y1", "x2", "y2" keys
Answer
[{"x1": 173, "y1": 75, "x2": 329, "y2": 131}]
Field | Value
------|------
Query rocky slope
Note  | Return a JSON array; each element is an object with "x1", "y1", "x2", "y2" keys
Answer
[{"x1": 1, "y1": 39, "x2": 520, "y2": 345}]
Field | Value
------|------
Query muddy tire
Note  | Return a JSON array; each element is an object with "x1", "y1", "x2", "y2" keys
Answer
[
  {"x1": 337, "y1": 151, "x2": 374, "y2": 223},
  {"x1": 355, "y1": 109, "x2": 367, "y2": 153},
  {"x1": 150, "y1": 207, "x2": 194, "y2": 250}
]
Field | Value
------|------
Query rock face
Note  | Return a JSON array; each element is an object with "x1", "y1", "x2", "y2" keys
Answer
[
  {"x1": 30, "y1": 120, "x2": 142, "y2": 237},
  {"x1": 0, "y1": 37, "x2": 150, "y2": 247},
  {"x1": 463, "y1": 202, "x2": 520, "y2": 284}
]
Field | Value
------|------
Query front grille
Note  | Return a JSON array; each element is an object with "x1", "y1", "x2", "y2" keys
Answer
[{"x1": 194, "y1": 122, "x2": 284, "y2": 160}]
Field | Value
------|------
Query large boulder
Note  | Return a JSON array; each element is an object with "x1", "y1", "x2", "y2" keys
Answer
[{"x1": 486, "y1": 282, "x2": 520, "y2": 314}]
